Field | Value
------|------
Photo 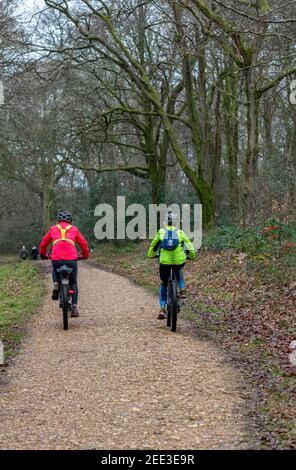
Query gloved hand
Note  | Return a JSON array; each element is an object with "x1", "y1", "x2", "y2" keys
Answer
[
  {"x1": 185, "y1": 249, "x2": 198, "y2": 260},
  {"x1": 77, "y1": 254, "x2": 88, "y2": 260}
]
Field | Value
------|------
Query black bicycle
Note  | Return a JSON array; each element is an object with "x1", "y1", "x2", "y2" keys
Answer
[
  {"x1": 57, "y1": 264, "x2": 74, "y2": 330},
  {"x1": 163, "y1": 250, "x2": 194, "y2": 332}
]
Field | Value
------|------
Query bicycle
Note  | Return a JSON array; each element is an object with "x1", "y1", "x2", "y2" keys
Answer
[
  {"x1": 41, "y1": 255, "x2": 81, "y2": 331},
  {"x1": 57, "y1": 264, "x2": 74, "y2": 331},
  {"x1": 162, "y1": 250, "x2": 194, "y2": 332}
]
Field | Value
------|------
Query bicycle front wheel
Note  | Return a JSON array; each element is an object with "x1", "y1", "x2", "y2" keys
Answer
[
  {"x1": 166, "y1": 306, "x2": 171, "y2": 327},
  {"x1": 171, "y1": 305, "x2": 177, "y2": 332}
]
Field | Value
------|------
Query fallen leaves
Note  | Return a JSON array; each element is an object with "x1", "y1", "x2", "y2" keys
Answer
[{"x1": 92, "y1": 243, "x2": 296, "y2": 449}]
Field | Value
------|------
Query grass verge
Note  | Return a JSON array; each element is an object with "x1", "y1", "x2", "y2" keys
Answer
[{"x1": 0, "y1": 260, "x2": 46, "y2": 362}]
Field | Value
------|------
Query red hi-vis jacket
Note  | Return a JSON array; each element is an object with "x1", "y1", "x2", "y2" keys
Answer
[{"x1": 39, "y1": 222, "x2": 90, "y2": 261}]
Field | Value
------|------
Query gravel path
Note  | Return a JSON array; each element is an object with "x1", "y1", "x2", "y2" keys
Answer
[{"x1": 0, "y1": 263, "x2": 251, "y2": 449}]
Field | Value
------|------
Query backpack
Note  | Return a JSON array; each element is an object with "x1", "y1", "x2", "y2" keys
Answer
[{"x1": 161, "y1": 229, "x2": 179, "y2": 250}]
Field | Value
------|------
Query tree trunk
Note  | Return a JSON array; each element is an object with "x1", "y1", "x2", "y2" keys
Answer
[
  {"x1": 171, "y1": 1, "x2": 214, "y2": 227},
  {"x1": 287, "y1": 104, "x2": 296, "y2": 203},
  {"x1": 42, "y1": 186, "x2": 54, "y2": 232},
  {"x1": 41, "y1": 157, "x2": 55, "y2": 232},
  {"x1": 198, "y1": 41, "x2": 211, "y2": 181},
  {"x1": 223, "y1": 73, "x2": 239, "y2": 212},
  {"x1": 211, "y1": 90, "x2": 222, "y2": 197},
  {"x1": 243, "y1": 67, "x2": 260, "y2": 217},
  {"x1": 263, "y1": 98, "x2": 273, "y2": 159}
]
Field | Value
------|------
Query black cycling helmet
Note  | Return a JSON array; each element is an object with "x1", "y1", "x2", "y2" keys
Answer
[{"x1": 57, "y1": 211, "x2": 72, "y2": 223}]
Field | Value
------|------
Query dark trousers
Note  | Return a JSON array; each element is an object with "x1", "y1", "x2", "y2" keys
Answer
[
  {"x1": 159, "y1": 263, "x2": 185, "y2": 307},
  {"x1": 159, "y1": 263, "x2": 185, "y2": 287},
  {"x1": 52, "y1": 260, "x2": 78, "y2": 305}
]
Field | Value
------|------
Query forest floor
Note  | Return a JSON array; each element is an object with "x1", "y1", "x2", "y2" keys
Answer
[
  {"x1": 0, "y1": 261, "x2": 252, "y2": 450},
  {"x1": 89, "y1": 242, "x2": 296, "y2": 449}
]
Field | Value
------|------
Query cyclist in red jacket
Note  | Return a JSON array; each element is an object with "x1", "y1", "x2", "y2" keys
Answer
[{"x1": 39, "y1": 211, "x2": 90, "y2": 317}]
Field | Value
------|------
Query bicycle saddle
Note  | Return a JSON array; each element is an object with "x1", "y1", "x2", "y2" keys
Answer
[{"x1": 57, "y1": 265, "x2": 73, "y2": 274}]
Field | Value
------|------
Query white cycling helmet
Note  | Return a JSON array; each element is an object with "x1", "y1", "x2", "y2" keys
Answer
[{"x1": 163, "y1": 211, "x2": 177, "y2": 226}]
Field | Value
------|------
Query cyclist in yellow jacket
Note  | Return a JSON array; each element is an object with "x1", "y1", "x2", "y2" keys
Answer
[{"x1": 148, "y1": 211, "x2": 195, "y2": 319}]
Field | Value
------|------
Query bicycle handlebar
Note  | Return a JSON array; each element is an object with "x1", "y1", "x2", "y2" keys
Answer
[
  {"x1": 154, "y1": 249, "x2": 199, "y2": 260},
  {"x1": 40, "y1": 254, "x2": 87, "y2": 261}
]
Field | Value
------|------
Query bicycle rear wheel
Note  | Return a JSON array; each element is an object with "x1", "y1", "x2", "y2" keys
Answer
[
  {"x1": 60, "y1": 285, "x2": 69, "y2": 330},
  {"x1": 168, "y1": 280, "x2": 178, "y2": 332}
]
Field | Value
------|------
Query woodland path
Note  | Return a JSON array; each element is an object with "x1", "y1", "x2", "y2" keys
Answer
[{"x1": 0, "y1": 263, "x2": 251, "y2": 449}]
